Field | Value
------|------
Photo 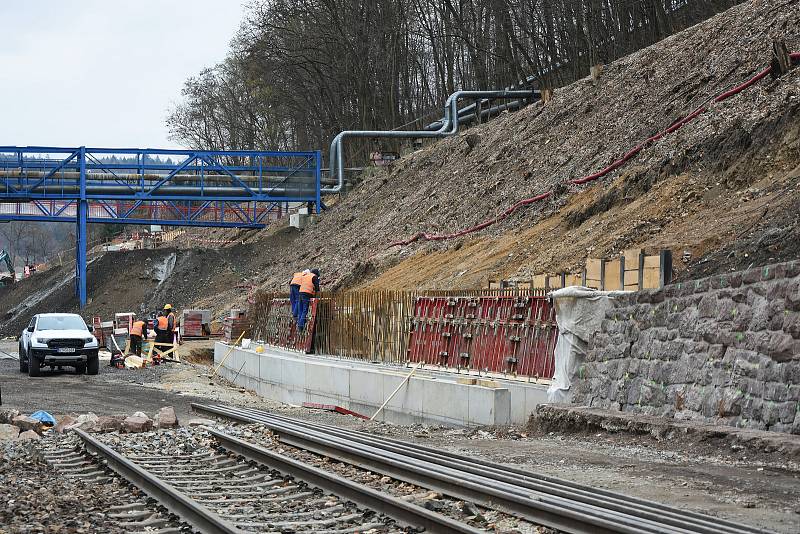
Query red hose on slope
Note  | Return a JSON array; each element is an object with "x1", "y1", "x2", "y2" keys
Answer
[{"x1": 389, "y1": 52, "x2": 800, "y2": 247}]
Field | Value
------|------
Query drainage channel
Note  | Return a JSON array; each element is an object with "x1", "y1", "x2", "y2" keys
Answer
[
  {"x1": 72, "y1": 428, "x2": 479, "y2": 534},
  {"x1": 191, "y1": 402, "x2": 777, "y2": 534}
]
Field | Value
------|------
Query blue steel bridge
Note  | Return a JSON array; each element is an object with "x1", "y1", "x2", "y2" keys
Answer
[{"x1": 0, "y1": 146, "x2": 322, "y2": 307}]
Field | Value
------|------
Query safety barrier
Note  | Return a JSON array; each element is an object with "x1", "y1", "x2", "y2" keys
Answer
[{"x1": 407, "y1": 296, "x2": 556, "y2": 377}]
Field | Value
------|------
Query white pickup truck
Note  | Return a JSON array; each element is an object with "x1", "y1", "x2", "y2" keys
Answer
[{"x1": 19, "y1": 313, "x2": 99, "y2": 376}]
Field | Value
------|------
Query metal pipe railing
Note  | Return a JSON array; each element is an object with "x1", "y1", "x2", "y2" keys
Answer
[{"x1": 325, "y1": 89, "x2": 539, "y2": 193}]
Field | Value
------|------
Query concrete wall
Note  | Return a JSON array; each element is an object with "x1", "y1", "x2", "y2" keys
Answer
[
  {"x1": 574, "y1": 260, "x2": 800, "y2": 434},
  {"x1": 214, "y1": 343, "x2": 548, "y2": 427}
]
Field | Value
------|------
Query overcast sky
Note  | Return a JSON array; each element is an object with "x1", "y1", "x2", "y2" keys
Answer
[{"x1": 0, "y1": 1, "x2": 244, "y2": 149}]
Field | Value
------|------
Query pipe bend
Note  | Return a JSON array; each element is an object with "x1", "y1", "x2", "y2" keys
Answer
[{"x1": 327, "y1": 89, "x2": 537, "y2": 192}]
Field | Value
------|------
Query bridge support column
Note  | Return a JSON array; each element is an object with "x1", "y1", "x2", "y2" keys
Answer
[
  {"x1": 315, "y1": 150, "x2": 321, "y2": 214},
  {"x1": 76, "y1": 147, "x2": 87, "y2": 308}
]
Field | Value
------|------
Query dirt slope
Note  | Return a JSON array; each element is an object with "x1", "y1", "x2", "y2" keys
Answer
[
  {"x1": 0, "y1": 247, "x2": 264, "y2": 335},
  {"x1": 1, "y1": 0, "x2": 799, "y2": 322},
  {"x1": 187, "y1": 0, "x2": 800, "y2": 293}
]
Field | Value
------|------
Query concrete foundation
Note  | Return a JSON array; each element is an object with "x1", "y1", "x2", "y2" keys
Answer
[{"x1": 213, "y1": 342, "x2": 548, "y2": 426}]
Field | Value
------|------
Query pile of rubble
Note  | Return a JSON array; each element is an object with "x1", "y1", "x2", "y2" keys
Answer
[{"x1": 0, "y1": 406, "x2": 180, "y2": 442}]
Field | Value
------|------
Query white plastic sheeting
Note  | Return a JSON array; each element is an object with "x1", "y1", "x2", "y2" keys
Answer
[{"x1": 547, "y1": 286, "x2": 629, "y2": 403}]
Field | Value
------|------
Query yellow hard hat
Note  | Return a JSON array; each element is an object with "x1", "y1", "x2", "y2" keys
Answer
[{"x1": 164, "y1": 304, "x2": 173, "y2": 310}]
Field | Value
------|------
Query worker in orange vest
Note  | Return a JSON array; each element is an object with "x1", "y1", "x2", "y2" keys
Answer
[
  {"x1": 154, "y1": 311, "x2": 171, "y2": 345},
  {"x1": 290, "y1": 269, "x2": 308, "y2": 322},
  {"x1": 164, "y1": 304, "x2": 181, "y2": 345},
  {"x1": 297, "y1": 269, "x2": 320, "y2": 330},
  {"x1": 129, "y1": 318, "x2": 148, "y2": 357},
  {"x1": 163, "y1": 304, "x2": 177, "y2": 344}
]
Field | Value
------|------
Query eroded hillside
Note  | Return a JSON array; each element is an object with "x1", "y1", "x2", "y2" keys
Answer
[{"x1": 1, "y1": 0, "x2": 798, "y2": 322}]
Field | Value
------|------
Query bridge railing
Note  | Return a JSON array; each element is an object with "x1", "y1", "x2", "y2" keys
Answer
[
  {"x1": 0, "y1": 146, "x2": 322, "y2": 204},
  {"x1": 0, "y1": 146, "x2": 322, "y2": 228}
]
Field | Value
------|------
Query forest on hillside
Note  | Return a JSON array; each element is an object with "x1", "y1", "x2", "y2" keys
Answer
[{"x1": 167, "y1": 0, "x2": 739, "y2": 163}]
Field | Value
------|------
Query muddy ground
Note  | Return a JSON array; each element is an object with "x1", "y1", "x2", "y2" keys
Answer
[{"x1": 1, "y1": 340, "x2": 797, "y2": 533}]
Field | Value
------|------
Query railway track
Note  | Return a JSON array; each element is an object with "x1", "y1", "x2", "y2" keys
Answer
[
  {"x1": 192, "y1": 402, "x2": 777, "y2": 534},
  {"x1": 42, "y1": 425, "x2": 482, "y2": 533}
]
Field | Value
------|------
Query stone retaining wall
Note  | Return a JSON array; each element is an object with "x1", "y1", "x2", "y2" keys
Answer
[{"x1": 573, "y1": 260, "x2": 800, "y2": 434}]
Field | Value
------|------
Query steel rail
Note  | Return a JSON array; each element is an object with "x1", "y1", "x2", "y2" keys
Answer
[
  {"x1": 194, "y1": 404, "x2": 684, "y2": 534},
  {"x1": 193, "y1": 403, "x2": 774, "y2": 534},
  {"x1": 74, "y1": 428, "x2": 243, "y2": 534},
  {"x1": 200, "y1": 404, "x2": 765, "y2": 534},
  {"x1": 206, "y1": 428, "x2": 482, "y2": 534}
]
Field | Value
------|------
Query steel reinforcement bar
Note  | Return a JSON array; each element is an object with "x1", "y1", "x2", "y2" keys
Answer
[{"x1": 192, "y1": 403, "x2": 776, "y2": 534}]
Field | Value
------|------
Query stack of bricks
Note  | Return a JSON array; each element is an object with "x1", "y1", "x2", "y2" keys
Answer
[
  {"x1": 223, "y1": 309, "x2": 250, "y2": 343},
  {"x1": 182, "y1": 311, "x2": 204, "y2": 337}
]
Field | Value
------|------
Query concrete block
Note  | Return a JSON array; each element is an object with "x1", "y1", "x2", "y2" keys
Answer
[
  {"x1": 423, "y1": 379, "x2": 468, "y2": 425},
  {"x1": 281, "y1": 358, "x2": 307, "y2": 391},
  {"x1": 524, "y1": 385, "x2": 549, "y2": 422},
  {"x1": 259, "y1": 353, "x2": 282, "y2": 384},
  {"x1": 350, "y1": 369, "x2": 383, "y2": 405},
  {"x1": 385, "y1": 374, "x2": 424, "y2": 417},
  {"x1": 290, "y1": 213, "x2": 307, "y2": 229},
  {"x1": 279, "y1": 385, "x2": 306, "y2": 406},
  {"x1": 378, "y1": 407, "x2": 426, "y2": 425},
  {"x1": 306, "y1": 392, "x2": 346, "y2": 407},
  {"x1": 239, "y1": 350, "x2": 258, "y2": 380},
  {"x1": 468, "y1": 386, "x2": 499, "y2": 426},
  {"x1": 213, "y1": 342, "x2": 552, "y2": 427},
  {"x1": 306, "y1": 363, "x2": 350, "y2": 398},
  {"x1": 256, "y1": 380, "x2": 279, "y2": 400}
]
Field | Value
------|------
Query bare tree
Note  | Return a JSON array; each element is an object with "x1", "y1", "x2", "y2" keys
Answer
[
  {"x1": 0, "y1": 222, "x2": 27, "y2": 270},
  {"x1": 167, "y1": 0, "x2": 741, "y2": 164}
]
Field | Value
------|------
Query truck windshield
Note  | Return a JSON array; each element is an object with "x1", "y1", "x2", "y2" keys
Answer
[{"x1": 37, "y1": 316, "x2": 87, "y2": 331}]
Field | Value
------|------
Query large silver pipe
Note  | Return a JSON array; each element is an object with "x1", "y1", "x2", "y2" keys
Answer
[
  {"x1": 0, "y1": 169, "x2": 340, "y2": 187},
  {"x1": 326, "y1": 89, "x2": 537, "y2": 193},
  {"x1": 0, "y1": 183, "x2": 313, "y2": 198},
  {"x1": 425, "y1": 97, "x2": 531, "y2": 130}
]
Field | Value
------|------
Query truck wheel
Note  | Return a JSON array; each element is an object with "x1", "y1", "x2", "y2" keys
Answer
[
  {"x1": 87, "y1": 356, "x2": 99, "y2": 376},
  {"x1": 28, "y1": 354, "x2": 41, "y2": 377},
  {"x1": 18, "y1": 343, "x2": 28, "y2": 373}
]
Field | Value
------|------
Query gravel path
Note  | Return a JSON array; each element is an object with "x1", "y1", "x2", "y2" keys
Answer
[{"x1": 0, "y1": 439, "x2": 160, "y2": 534}]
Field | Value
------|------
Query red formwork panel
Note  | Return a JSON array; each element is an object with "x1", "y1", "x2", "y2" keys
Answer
[
  {"x1": 408, "y1": 296, "x2": 557, "y2": 379},
  {"x1": 261, "y1": 298, "x2": 318, "y2": 353}
]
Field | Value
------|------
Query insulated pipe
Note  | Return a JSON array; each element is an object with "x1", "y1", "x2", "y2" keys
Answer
[
  {"x1": 425, "y1": 97, "x2": 532, "y2": 131},
  {"x1": 0, "y1": 183, "x2": 313, "y2": 198},
  {"x1": 0, "y1": 169, "x2": 336, "y2": 187},
  {"x1": 326, "y1": 89, "x2": 537, "y2": 193}
]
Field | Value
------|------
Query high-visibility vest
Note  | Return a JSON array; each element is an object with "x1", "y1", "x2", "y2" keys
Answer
[
  {"x1": 130, "y1": 320, "x2": 145, "y2": 336},
  {"x1": 299, "y1": 272, "x2": 316, "y2": 294},
  {"x1": 157, "y1": 316, "x2": 168, "y2": 330},
  {"x1": 169, "y1": 311, "x2": 178, "y2": 332},
  {"x1": 290, "y1": 272, "x2": 303, "y2": 285}
]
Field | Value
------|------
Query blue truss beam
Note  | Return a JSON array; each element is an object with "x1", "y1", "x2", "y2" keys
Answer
[
  {"x1": 0, "y1": 214, "x2": 265, "y2": 228},
  {"x1": 0, "y1": 145, "x2": 322, "y2": 308}
]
